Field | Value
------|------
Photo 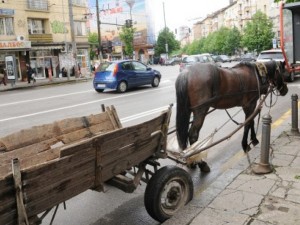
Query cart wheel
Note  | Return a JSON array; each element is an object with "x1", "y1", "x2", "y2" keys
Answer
[{"x1": 144, "y1": 165, "x2": 193, "y2": 223}]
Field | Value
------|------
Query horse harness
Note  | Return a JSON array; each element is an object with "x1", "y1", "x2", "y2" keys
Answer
[{"x1": 191, "y1": 62, "x2": 269, "y2": 112}]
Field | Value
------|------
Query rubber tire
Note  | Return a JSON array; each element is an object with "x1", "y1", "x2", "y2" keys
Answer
[
  {"x1": 144, "y1": 165, "x2": 193, "y2": 223},
  {"x1": 152, "y1": 76, "x2": 160, "y2": 87},
  {"x1": 289, "y1": 72, "x2": 295, "y2": 82},
  {"x1": 117, "y1": 81, "x2": 127, "y2": 93},
  {"x1": 95, "y1": 89, "x2": 104, "y2": 93}
]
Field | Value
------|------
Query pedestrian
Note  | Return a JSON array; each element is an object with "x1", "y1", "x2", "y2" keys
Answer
[
  {"x1": 26, "y1": 64, "x2": 36, "y2": 84},
  {"x1": 0, "y1": 67, "x2": 7, "y2": 86}
]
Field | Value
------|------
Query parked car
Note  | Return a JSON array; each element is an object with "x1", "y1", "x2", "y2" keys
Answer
[
  {"x1": 165, "y1": 57, "x2": 181, "y2": 66},
  {"x1": 256, "y1": 49, "x2": 295, "y2": 82},
  {"x1": 212, "y1": 54, "x2": 231, "y2": 63},
  {"x1": 179, "y1": 53, "x2": 218, "y2": 72},
  {"x1": 93, "y1": 60, "x2": 161, "y2": 93},
  {"x1": 240, "y1": 53, "x2": 257, "y2": 62}
]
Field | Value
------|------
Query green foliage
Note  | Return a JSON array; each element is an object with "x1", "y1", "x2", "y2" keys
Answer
[
  {"x1": 119, "y1": 26, "x2": 135, "y2": 57},
  {"x1": 88, "y1": 32, "x2": 99, "y2": 60},
  {"x1": 241, "y1": 11, "x2": 274, "y2": 53},
  {"x1": 181, "y1": 27, "x2": 241, "y2": 56},
  {"x1": 154, "y1": 28, "x2": 180, "y2": 56}
]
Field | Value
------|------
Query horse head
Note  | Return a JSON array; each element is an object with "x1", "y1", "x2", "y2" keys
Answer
[{"x1": 259, "y1": 60, "x2": 288, "y2": 96}]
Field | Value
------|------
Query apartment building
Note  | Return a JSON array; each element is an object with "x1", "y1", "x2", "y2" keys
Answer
[
  {"x1": 192, "y1": 0, "x2": 281, "y2": 46},
  {"x1": 0, "y1": 0, "x2": 89, "y2": 81}
]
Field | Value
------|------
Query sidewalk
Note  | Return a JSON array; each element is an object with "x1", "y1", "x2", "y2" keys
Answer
[
  {"x1": 164, "y1": 116, "x2": 300, "y2": 224},
  {"x1": 0, "y1": 76, "x2": 91, "y2": 92}
]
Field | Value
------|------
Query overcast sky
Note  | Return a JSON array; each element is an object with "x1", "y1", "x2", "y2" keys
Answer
[{"x1": 153, "y1": 0, "x2": 230, "y2": 34}]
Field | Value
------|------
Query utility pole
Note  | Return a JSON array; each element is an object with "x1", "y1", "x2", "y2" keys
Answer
[
  {"x1": 96, "y1": 0, "x2": 103, "y2": 62},
  {"x1": 163, "y1": 2, "x2": 168, "y2": 60},
  {"x1": 68, "y1": 0, "x2": 77, "y2": 79}
]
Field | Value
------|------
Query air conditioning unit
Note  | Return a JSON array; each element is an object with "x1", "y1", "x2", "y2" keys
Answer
[{"x1": 16, "y1": 35, "x2": 25, "y2": 41}]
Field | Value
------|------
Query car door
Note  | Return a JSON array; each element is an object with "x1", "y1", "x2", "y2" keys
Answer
[
  {"x1": 132, "y1": 61, "x2": 152, "y2": 86},
  {"x1": 120, "y1": 61, "x2": 137, "y2": 88}
]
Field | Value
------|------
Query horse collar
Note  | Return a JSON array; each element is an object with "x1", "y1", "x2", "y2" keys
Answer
[{"x1": 255, "y1": 62, "x2": 267, "y2": 78}]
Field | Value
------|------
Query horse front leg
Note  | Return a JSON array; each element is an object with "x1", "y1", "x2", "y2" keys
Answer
[
  {"x1": 250, "y1": 120, "x2": 259, "y2": 147},
  {"x1": 242, "y1": 123, "x2": 251, "y2": 152},
  {"x1": 242, "y1": 104, "x2": 257, "y2": 152},
  {"x1": 188, "y1": 108, "x2": 210, "y2": 172}
]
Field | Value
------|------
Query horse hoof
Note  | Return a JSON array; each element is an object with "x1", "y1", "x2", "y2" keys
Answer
[
  {"x1": 187, "y1": 162, "x2": 197, "y2": 169},
  {"x1": 198, "y1": 161, "x2": 210, "y2": 173},
  {"x1": 252, "y1": 139, "x2": 259, "y2": 146},
  {"x1": 243, "y1": 145, "x2": 251, "y2": 153}
]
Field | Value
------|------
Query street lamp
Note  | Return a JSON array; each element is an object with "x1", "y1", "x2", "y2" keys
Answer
[{"x1": 126, "y1": 0, "x2": 135, "y2": 21}]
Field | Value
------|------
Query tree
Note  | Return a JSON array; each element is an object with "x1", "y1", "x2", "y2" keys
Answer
[
  {"x1": 241, "y1": 11, "x2": 274, "y2": 53},
  {"x1": 88, "y1": 32, "x2": 99, "y2": 60},
  {"x1": 154, "y1": 28, "x2": 180, "y2": 57},
  {"x1": 119, "y1": 26, "x2": 135, "y2": 58}
]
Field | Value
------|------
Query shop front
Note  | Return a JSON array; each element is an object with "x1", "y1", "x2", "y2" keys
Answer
[{"x1": 0, "y1": 40, "x2": 31, "y2": 81}]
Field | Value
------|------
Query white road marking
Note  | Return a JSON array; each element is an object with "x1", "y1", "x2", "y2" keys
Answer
[
  {"x1": 0, "y1": 80, "x2": 172, "y2": 108},
  {"x1": 0, "y1": 86, "x2": 173, "y2": 122}
]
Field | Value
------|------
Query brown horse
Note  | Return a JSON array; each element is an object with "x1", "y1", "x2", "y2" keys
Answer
[{"x1": 175, "y1": 60, "x2": 288, "y2": 171}]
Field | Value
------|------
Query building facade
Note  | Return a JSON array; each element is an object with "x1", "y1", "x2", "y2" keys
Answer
[
  {"x1": 0, "y1": 0, "x2": 90, "y2": 81},
  {"x1": 192, "y1": 0, "x2": 281, "y2": 48},
  {"x1": 88, "y1": 0, "x2": 156, "y2": 64}
]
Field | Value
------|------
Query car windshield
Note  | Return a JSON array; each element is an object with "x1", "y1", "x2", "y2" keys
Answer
[
  {"x1": 96, "y1": 62, "x2": 113, "y2": 72},
  {"x1": 258, "y1": 52, "x2": 283, "y2": 60}
]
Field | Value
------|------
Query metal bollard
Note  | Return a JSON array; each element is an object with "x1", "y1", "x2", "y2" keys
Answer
[
  {"x1": 252, "y1": 114, "x2": 273, "y2": 174},
  {"x1": 291, "y1": 94, "x2": 299, "y2": 134}
]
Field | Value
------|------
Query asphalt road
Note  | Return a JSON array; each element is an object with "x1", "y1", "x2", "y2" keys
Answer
[{"x1": 0, "y1": 63, "x2": 299, "y2": 225}]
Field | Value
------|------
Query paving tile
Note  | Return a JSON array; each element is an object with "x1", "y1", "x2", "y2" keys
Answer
[{"x1": 190, "y1": 207, "x2": 249, "y2": 225}]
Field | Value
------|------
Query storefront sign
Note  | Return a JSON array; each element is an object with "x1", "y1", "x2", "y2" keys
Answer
[{"x1": 0, "y1": 41, "x2": 31, "y2": 50}]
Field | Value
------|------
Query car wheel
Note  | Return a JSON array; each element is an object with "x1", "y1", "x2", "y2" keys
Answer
[
  {"x1": 95, "y1": 89, "x2": 104, "y2": 93},
  {"x1": 152, "y1": 76, "x2": 160, "y2": 87},
  {"x1": 289, "y1": 72, "x2": 295, "y2": 82},
  {"x1": 117, "y1": 81, "x2": 127, "y2": 93}
]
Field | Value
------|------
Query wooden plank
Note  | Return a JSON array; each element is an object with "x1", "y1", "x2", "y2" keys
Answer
[
  {"x1": 0, "y1": 210, "x2": 17, "y2": 225},
  {"x1": 111, "y1": 105, "x2": 122, "y2": 128},
  {"x1": 25, "y1": 175, "x2": 94, "y2": 217},
  {"x1": 94, "y1": 113, "x2": 166, "y2": 157},
  {"x1": 105, "y1": 106, "x2": 118, "y2": 129},
  {"x1": 100, "y1": 136, "x2": 160, "y2": 182}
]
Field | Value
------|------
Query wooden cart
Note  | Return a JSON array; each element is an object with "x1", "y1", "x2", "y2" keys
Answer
[{"x1": 0, "y1": 105, "x2": 193, "y2": 224}]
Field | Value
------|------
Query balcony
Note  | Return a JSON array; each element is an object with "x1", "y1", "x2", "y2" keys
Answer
[{"x1": 28, "y1": 34, "x2": 53, "y2": 43}]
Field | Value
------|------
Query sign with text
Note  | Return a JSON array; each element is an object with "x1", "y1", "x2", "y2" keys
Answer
[{"x1": 0, "y1": 41, "x2": 31, "y2": 50}]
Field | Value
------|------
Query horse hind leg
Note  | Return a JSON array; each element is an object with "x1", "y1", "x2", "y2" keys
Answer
[{"x1": 188, "y1": 108, "x2": 210, "y2": 173}]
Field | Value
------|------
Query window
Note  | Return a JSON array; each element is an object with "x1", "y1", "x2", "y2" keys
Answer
[
  {"x1": 0, "y1": 17, "x2": 14, "y2": 35},
  {"x1": 27, "y1": 0, "x2": 48, "y2": 10},
  {"x1": 132, "y1": 62, "x2": 146, "y2": 71},
  {"x1": 72, "y1": 0, "x2": 86, "y2": 6},
  {"x1": 28, "y1": 19, "x2": 45, "y2": 34},
  {"x1": 74, "y1": 21, "x2": 86, "y2": 36}
]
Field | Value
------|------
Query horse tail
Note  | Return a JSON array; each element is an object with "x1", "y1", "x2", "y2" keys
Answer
[{"x1": 175, "y1": 72, "x2": 191, "y2": 150}]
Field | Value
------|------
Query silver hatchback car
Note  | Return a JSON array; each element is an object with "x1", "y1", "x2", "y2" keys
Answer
[{"x1": 179, "y1": 53, "x2": 219, "y2": 72}]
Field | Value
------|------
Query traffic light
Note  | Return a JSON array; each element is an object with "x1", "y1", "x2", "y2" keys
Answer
[{"x1": 125, "y1": 19, "x2": 133, "y2": 28}]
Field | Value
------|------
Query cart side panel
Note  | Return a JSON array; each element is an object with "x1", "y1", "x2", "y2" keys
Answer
[
  {"x1": 0, "y1": 110, "x2": 118, "y2": 178},
  {"x1": 92, "y1": 111, "x2": 168, "y2": 187},
  {"x1": 22, "y1": 140, "x2": 95, "y2": 218},
  {"x1": 0, "y1": 176, "x2": 16, "y2": 225}
]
